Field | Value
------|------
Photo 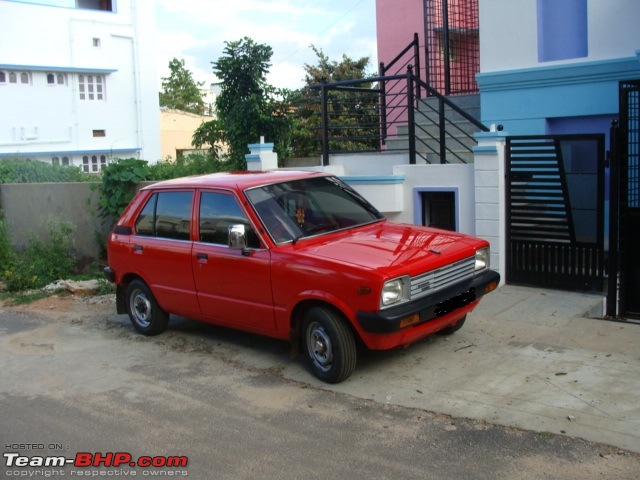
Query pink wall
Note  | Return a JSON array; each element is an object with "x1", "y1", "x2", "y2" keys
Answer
[{"x1": 376, "y1": 0, "x2": 425, "y2": 77}]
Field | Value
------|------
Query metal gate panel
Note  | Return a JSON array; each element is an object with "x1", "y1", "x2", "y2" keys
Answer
[
  {"x1": 506, "y1": 135, "x2": 605, "y2": 291},
  {"x1": 619, "y1": 80, "x2": 640, "y2": 316}
]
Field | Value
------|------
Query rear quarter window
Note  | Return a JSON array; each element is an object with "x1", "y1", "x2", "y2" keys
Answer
[{"x1": 134, "y1": 191, "x2": 193, "y2": 240}]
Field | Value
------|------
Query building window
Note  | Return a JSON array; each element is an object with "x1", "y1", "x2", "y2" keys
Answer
[
  {"x1": 93, "y1": 37, "x2": 101, "y2": 47},
  {"x1": 83, "y1": 154, "x2": 107, "y2": 172},
  {"x1": 53, "y1": 156, "x2": 72, "y2": 166},
  {"x1": 4, "y1": 71, "x2": 31, "y2": 85},
  {"x1": 420, "y1": 191, "x2": 457, "y2": 231},
  {"x1": 7, "y1": 0, "x2": 114, "y2": 12},
  {"x1": 77, "y1": 0, "x2": 114, "y2": 12},
  {"x1": 92, "y1": 129, "x2": 106, "y2": 137},
  {"x1": 78, "y1": 75, "x2": 105, "y2": 100},
  {"x1": 537, "y1": 0, "x2": 588, "y2": 62},
  {"x1": 48, "y1": 73, "x2": 67, "y2": 86}
]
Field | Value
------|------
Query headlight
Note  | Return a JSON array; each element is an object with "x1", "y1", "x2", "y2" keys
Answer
[
  {"x1": 381, "y1": 276, "x2": 408, "y2": 307},
  {"x1": 475, "y1": 247, "x2": 490, "y2": 271}
]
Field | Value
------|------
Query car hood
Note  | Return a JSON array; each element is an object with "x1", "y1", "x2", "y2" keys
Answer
[{"x1": 294, "y1": 222, "x2": 482, "y2": 277}]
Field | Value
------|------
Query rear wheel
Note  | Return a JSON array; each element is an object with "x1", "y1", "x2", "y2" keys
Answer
[
  {"x1": 437, "y1": 314, "x2": 466, "y2": 335},
  {"x1": 125, "y1": 279, "x2": 169, "y2": 336},
  {"x1": 302, "y1": 307, "x2": 356, "y2": 384}
]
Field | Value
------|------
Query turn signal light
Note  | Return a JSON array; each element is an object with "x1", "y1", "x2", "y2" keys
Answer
[
  {"x1": 399, "y1": 314, "x2": 420, "y2": 329},
  {"x1": 484, "y1": 281, "x2": 498, "y2": 295}
]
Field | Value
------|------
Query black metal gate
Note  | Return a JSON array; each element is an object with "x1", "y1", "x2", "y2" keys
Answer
[
  {"x1": 424, "y1": 0, "x2": 480, "y2": 95},
  {"x1": 506, "y1": 135, "x2": 605, "y2": 291},
  {"x1": 609, "y1": 80, "x2": 640, "y2": 318}
]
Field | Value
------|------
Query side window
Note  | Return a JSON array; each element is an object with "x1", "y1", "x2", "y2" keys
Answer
[
  {"x1": 199, "y1": 192, "x2": 260, "y2": 248},
  {"x1": 134, "y1": 191, "x2": 193, "y2": 240},
  {"x1": 135, "y1": 193, "x2": 157, "y2": 236}
]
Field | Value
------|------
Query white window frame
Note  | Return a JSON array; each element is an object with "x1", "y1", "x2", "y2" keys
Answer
[{"x1": 78, "y1": 74, "x2": 105, "y2": 101}]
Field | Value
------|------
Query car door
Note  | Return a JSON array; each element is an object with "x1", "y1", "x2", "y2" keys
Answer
[
  {"x1": 192, "y1": 190, "x2": 276, "y2": 332},
  {"x1": 130, "y1": 189, "x2": 200, "y2": 317}
]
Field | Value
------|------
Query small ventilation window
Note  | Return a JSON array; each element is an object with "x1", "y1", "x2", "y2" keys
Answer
[
  {"x1": 420, "y1": 191, "x2": 457, "y2": 231},
  {"x1": 93, "y1": 130, "x2": 106, "y2": 137}
]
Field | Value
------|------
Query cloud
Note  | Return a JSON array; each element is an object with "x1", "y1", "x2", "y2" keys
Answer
[{"x1": 154, "y1": 0, "x2": 377, "y2": 89}]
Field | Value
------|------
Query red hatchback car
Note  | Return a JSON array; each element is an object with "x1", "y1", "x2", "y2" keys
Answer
[{"x1": 105, "y1": 170, "x2": 500, "y2": 383}]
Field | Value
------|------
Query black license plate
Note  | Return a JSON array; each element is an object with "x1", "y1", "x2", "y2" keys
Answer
[{"x1": 434, "y1": 288, "x2": 477, "y2": 317}]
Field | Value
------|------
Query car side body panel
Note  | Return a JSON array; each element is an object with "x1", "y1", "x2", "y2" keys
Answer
[{"x1": 106, "y1": 171, "x2": 500, "y2": 358}]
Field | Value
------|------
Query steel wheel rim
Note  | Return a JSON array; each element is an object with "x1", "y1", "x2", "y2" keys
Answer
[
  {"x1": 131, "y1": 289, "x2": 152, "y2": 327},
  {"x1": 306, "y1": 321, "x2": 333, "y2": 372}
]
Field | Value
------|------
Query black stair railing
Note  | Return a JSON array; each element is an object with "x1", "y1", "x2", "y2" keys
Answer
[
  {"x1": 379, "y1": 33, "x2": 422, "y2": 144},
  {"x1": 310, "y1": 66, "x2": 489, "y2": 166}
]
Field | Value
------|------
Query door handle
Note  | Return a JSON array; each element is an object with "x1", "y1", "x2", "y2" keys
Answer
[
  {"x1": 196, "y1": 253, "x2": 208, "y2": 261},
  {"x1": 133, "y1": 245, "x2": 143, "y2": 254}
]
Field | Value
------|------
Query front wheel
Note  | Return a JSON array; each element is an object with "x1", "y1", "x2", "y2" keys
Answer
[
  {"x1": 125, "y1": 279, "x2": 169, "y2": 336},
  {"x1": 302, "y1": 307, "x2": 357, "y2": 384}
]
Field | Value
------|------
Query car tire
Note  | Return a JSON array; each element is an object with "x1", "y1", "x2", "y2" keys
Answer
[
  {"x1": 125, "y1": 279, "x2": 169, "y2": 336},
  {"x1": 302, "y1": 306, "x2": 356, "y2": 384},
  {"x1": 437, "y1": 314, "x2": 466, "y2": 335}
]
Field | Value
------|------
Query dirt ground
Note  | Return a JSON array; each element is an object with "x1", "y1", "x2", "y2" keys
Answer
[{"x1": 2, "y1": 291, "x2": 640, "y2": 479}]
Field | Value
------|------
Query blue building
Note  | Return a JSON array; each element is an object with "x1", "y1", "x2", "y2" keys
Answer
[{"x1": 477, "y1": 0, "x2": 640, "y2": 138}]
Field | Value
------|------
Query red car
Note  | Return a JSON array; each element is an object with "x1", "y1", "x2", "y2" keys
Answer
[{"x1": 105, "y1": 170, "x2": 500, "y2": 383}]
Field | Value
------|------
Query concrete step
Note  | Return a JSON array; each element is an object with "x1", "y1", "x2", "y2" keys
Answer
[{"x1": 384, "y1": 93, "x2": 481, "y2": 164}]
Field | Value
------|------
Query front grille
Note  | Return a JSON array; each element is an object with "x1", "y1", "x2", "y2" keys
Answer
[{"x1": 410, "y1": 256, "x2": 475, "y2": 300}]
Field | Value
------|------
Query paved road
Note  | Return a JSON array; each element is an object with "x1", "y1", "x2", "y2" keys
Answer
[{"x1": 1, "y1": 297, "x2": 639, "y2": 479}]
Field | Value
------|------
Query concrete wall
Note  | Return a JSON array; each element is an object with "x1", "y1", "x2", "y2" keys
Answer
[
  {"x1": 0, "y1": 182, "x2": 108, "y2": 265},
  {"x1": 477, "y1": 0, "x2": 640, "y2": 136},
  {"x1": 159, "y1": 109, "x2": 212, "y2": 160},
  {"x1": 0, "y1": 0, "x2": 161, "y2": 165},
  {"x1": 479, "y1": 0, "x2": 640, "y2": 72}
]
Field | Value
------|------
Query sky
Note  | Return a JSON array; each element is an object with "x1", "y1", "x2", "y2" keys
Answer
[{"x1": 153, "y1": 0, "x2": 378, "y2": 91}]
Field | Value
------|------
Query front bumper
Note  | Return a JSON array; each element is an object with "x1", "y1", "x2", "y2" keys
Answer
[{"x1": 357, "y1": 269, "x2": 500, "y2": 334}]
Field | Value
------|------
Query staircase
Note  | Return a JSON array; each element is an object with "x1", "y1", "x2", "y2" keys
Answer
[{"x1": 385, "y1": 94, "x2": 482, "y2": 164}]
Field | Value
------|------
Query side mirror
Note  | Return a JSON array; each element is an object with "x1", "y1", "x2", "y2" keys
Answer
[{"x1": 228, "y1": 224, "x2": 247, "y2": 250}]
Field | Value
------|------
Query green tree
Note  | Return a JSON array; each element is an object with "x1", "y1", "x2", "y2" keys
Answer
[
  {"x1": 303, "y1": 45, "x2": 372, "y2": 84},
  {"x1": 193, "y1": 37, "x2": 292, "y2": 169},
  {"x1": 291, "y1": 46, "x2": 377, "y2": 157},
  {"x1": 159, "y1": 58, "x2": 205, "y2": 114}
]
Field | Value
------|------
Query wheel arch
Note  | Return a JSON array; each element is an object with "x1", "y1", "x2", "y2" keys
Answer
[
  {"x1": 289, "y1": 299, "x2": 362, "y2": 358},
  {"x1": 115, "y1": 273, "x2": 145, "y2": 315}
]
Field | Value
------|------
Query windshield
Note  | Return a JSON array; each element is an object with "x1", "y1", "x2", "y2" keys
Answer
[{"x1": 245, "y1": 176, "x2": 384, "y2": 244}]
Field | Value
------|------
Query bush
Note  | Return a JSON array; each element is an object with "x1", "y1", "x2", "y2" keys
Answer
[
  {"x1": 147, "y1": 153, "x2": 229, "y2": 180},
  {"x1": 95, "y1": 158, "x2": 149, "y2": 225},
  {"x1": 2, "y1": 217, "x2": 76, "y2": 292},
  {"x1": 0, "y1": 214, "x2": 13, "y2": 269},
  {"x1": 0, "y1": 158, "x2": 92, "y2": 184}
]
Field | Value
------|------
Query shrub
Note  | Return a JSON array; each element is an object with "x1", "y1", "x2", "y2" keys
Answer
[
  {"x1": 95, "y1": 158, "x2": 149, "y2": 224},
  {"x1": 2, "y1": 217, "x2": 76, "y2": 292},
  {"x1": 147, "y1": 152, "x2": 229, "y2": 180},
  {"x1": 0, "y1": 158, "x2": 92, "y2": 184},
  {"x1": 0, "y1": 214, "x2": 13, "y2": 269}
]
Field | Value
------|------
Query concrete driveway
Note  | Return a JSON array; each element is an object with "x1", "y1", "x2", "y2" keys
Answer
[{"x1": 1, "y1": 284, "x2": 639, "y2": 479}]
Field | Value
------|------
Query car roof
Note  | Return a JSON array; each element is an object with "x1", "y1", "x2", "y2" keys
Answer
[{"x1": 142, "y1": 170, "x2": 330, "y2": 191}]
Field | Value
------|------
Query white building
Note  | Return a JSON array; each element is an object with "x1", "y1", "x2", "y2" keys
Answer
[{"x1": 0, "y1": 0, "x2": 161, "y2": 172}]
